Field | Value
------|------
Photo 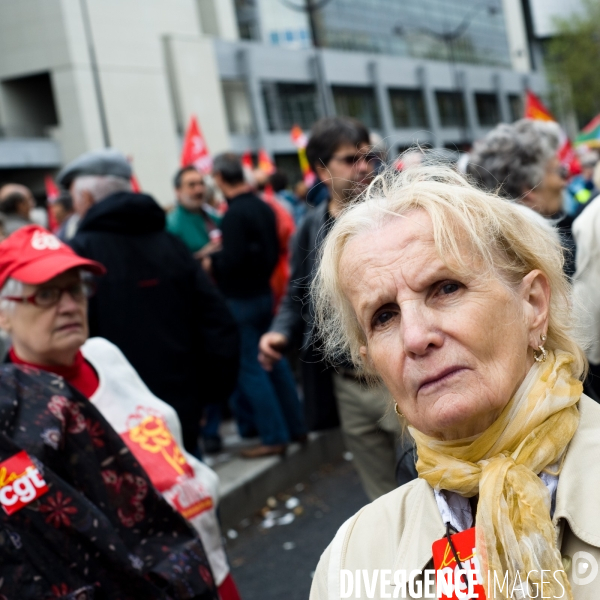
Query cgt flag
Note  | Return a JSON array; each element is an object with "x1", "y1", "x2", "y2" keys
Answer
[
  {"x1": 180, "y1": 115, "x2": 212, "y2": 174},
  {"x1": 524, "y1": 90, "x2": 580, "y2": 176}
]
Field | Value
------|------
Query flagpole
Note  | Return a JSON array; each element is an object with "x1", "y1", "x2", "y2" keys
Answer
[{"x1": 80, "y1": 0, "x2": 111, "y2": 148}]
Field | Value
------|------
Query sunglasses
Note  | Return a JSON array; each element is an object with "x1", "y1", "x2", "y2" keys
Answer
[
  {"x1": 330, "y1": 152, "x2": 380, "y2": 167},
  {"x1": 3, "y1": 281, "x2": 96, "y2": 308}
]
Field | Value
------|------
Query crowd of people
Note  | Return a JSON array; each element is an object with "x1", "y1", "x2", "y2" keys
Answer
[{"x1": 0, "y1": 111, "x2": 599, "y2": 598}]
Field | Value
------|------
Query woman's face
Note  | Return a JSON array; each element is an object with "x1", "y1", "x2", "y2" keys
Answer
[
  {"x1": 0, "y1": 269, "x2": 89, "y2": 367},
  {"x1": 339, "y1": 210, "x2": 549, "y2": 440},
  {"x1": 525, "y1": 156, "x2": 566, "y2": 217}
]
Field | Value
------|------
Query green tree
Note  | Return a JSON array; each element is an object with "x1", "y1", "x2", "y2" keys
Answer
[{"x1": 547, "y1": 0, "x2": 600, "y2": 127}]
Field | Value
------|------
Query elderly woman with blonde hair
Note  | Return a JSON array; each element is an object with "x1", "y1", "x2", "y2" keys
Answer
[{"x1": 310, "y1": 163, "x2": 599, "y2": 599}]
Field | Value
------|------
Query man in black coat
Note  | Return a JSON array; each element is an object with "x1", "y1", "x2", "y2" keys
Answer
[
  {"x1": 58, "y1": 149, "x2": 240, "y2": 453},
  {"x1": 205, "y1": 153, "x2": 306, "y2": 458}
]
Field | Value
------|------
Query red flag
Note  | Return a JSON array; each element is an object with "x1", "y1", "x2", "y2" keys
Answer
[
  {"x1": 45, "y1": 175, "x2": 60, "y2": 233},
  {"x1": 524, "y1": 90, "x2": 555, "y2": 122},
  {"x1": 524, "y1": 90, "x2": 581, "y2": 176},
  {"x1": 241, "y1": 151, "x2": 254, "y2": 171},
  {"x1": 257, "y1": 149, "x2": 276, "y2": 175},
  {"x1": 45, "y1": 175, "x2": 60, "y2": 202},
  {"x1": 180, "y1": 116, "x2": 212, "y2": 174}
]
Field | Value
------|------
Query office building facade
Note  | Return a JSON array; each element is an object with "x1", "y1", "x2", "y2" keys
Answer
[{"x1": 0, "y1": 0, "x2": 544, "y2": 203}]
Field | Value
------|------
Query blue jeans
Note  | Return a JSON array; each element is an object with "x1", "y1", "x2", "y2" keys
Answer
[{"x1": 226, "y1": 293, "x2": 307, "y2": 446}]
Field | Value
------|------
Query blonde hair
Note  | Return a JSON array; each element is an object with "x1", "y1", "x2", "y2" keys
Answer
[{"x1": 312, "y1": 162, "x2": 587, "y2": 379}]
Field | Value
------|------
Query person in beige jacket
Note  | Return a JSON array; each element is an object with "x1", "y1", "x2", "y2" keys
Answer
[
  {"x1": 572, "y1": 191, "x2": 600, "y2": 398},
  {"x1": 310, "y1": 162, "x2": 600, "y2": 599}
]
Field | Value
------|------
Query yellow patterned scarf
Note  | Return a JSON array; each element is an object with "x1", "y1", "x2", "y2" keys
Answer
[{"x1": 410, "y1": 351, "x2": 582, "y2": 600}]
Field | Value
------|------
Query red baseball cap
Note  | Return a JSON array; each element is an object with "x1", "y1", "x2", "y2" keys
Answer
[{"x1": 0, "y1": 225, "x2": 106, "y2": 289}]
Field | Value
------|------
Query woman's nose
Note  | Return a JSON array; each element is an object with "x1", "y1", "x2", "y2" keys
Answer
[
  {"x1": 400, "y1": 303, "x2": 441, "y2": 357},
  {"x1": 56, "y1": 289, "x2": 82, "y2": 312}
]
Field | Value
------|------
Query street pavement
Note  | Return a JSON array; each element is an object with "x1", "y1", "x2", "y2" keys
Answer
[{"x1": 225, "y1": 456, "x2": 370, "y2": 600}]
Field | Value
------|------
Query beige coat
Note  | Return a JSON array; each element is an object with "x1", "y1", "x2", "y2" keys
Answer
[
  {"x1": 311, "y1": 395, "x2": 600, "y2": 600},
  {"x1": 573, "y1": 198, "x2": 600, "y2": 365}
]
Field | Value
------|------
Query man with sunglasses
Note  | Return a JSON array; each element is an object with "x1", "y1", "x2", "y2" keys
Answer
[{"x1": 258, "y1": 117, "x2": 405, "y2": 501}]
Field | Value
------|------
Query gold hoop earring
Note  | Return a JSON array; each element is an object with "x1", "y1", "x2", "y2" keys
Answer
[
  {"x1": 394, "y1": 404, "x2": 404, "y2": 418},
  {"x1": 533, "y1": 334, "x2": 547, "y2": 363}
]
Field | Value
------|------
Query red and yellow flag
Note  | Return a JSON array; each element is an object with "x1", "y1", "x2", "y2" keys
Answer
[
  {"x1": 258, "y1": 149, "x2": 276, "y2": 175},
  {"x1": 524, "y1": 90, "x2": 580, "y2": 176},
  {"x1": 524, "y1": 90, "x2": 555, "y2": 122}
]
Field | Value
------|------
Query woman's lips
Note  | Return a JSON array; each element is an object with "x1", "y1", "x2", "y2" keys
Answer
[
  {"x1": 56, "y1": 323, "x2": 82, "y2": 332},
  {"x1": 417, "y1": 367, "x2": 467, "y2": 393}
]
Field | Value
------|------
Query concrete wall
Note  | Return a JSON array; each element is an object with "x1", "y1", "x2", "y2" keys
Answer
[
  {"x1": 216, "y1": 39, "x2": 546, "y2": 154},
  {"x1": 61, "y1": 0, "x2": 203, "y2": 205},
  {"x1": 165, "y1": 34, "x2": 231, "y2": 158},
  {"x1": 501, "y1": 0, "x2": 532, "y2": 73},
  {"x1": 0, "y1": 0, "x2": 226, "y2": 205}
]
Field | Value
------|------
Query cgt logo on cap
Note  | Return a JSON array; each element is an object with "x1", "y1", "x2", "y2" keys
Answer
[
  {"x1": 31, "y1": 230, "x2": 61, "y2": 251},
  {"x1": 0, "y1": 451, "x2": 49, "y2": 514}
]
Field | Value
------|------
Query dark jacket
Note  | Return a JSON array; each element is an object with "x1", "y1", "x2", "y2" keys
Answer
[
  {"x1": 211, "y1": 191, "x2": 278, "y2": 298},
  {"x1": 269, "y1": 201, "x2": 339, "y2": 430},
  {"x1": 0, "y1": 365, "x2": 217, "y2": 600},
  {"x1": 69, "y1": 192, "x2": 240, "y2": 423}
]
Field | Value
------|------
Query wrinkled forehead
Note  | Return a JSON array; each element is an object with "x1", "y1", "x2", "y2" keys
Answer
[
  {"x1": 339, "y1": 211, "x2": 438, "y2": 287},
  {"x1": 337, "y1": 208, "x2": 487, "y2": 303}
]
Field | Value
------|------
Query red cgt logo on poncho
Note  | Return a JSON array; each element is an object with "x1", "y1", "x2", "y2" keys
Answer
[{"x1": 0, "y1": 451, "x2": 49, "y2": 515}]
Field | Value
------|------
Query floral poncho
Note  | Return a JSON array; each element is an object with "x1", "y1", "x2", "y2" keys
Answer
[{"x1": 0, "y1": 365, "x2": 218, "y2": 600}]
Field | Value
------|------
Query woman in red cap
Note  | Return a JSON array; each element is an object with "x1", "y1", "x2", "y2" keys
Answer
[{"x1": 0, "y1": 225, "x2": 241, "y2": 600}]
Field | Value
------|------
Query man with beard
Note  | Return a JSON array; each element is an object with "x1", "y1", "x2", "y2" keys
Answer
[
  {"x1": 258, "y1": 117, "x2": 407, "y2": 500},
  {"x1": 167, "y1": 166, "x2": 222, "y2": 260}
]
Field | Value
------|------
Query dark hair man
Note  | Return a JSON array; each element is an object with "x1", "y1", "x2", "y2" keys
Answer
[
  {"x1": 258, "y1": 117, "x2": 407, "y2": 500},
  {"x1": 167, "y1": 166, "x2": 222, "y2": 260},
  {"x1": 208, "y1": 152, "x2": 307, "y2": 458},
  {"x1": 58, "y1": 148, "x2": 240, "y2": 453}
]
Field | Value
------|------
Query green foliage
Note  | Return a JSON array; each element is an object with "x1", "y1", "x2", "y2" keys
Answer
[{"x1": 547, "y1": 0, "x2": 600, "y2": 126}]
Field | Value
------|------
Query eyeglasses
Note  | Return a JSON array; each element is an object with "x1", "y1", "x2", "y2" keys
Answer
[
  {"x1": 3, "y1": 281, "x2": 95, "y2": 308},
  {"x1": 330, "y1": 152, "x2": 380, "y2": 167}
]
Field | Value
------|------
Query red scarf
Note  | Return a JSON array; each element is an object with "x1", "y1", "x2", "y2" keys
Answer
[{"x1": 9, "y1": 347, "x2": 99, "y2": 398}]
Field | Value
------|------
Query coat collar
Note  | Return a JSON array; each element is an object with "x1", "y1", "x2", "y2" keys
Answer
[
  {"x1": 553, "y1": 394, "x2": 600, "y2": 548},
  {"x1": 393, "y1": 394, "x2": 600, "y2": 573},
  {"x1": 393, "y1": 479, "x2": 446, "y2": 573}
]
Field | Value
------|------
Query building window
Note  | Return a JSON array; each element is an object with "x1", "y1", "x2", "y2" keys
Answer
[
  {"x1": 262, "y1": 83, "x2": 320, "y2": 132},
  {"x1": 389, "y1": 89, "x2": 427, "y2": 128},
  {"x1": 333, "y1": 86, "x2": 380, "y2": 130},
  {"x1": 436, "y1": 91, "x2": 466, "y2": 128},
  {"x1": 475, "y1": 93, "x2": 499, "y2": 127},
  {"x1": 222, "y1": 80, "x2": 254, "y2": 135},
  {"x1": 0, "y1": 72, "x2": 58, "y2": 138},
  {"x1": 234, "y1": 0, "x2": 260, "y2": 41},
  {"x1": 508, "y1": 94, "x2": 523, "y2": 122}
]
